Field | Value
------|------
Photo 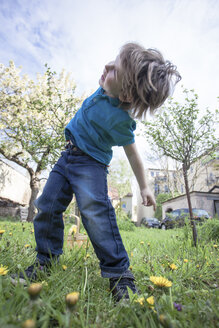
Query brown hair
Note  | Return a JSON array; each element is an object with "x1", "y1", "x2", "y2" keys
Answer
[{"x1": 119, "y1": 42, "x2": 181, "y2": 119}]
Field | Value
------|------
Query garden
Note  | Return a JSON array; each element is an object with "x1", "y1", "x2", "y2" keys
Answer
[{"x1": 0, "y1": 216, "x2": 218, "y2": 328}]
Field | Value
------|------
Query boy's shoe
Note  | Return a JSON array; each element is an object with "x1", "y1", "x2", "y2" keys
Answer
[
  {"x1": 109, "y1": 276, "x2": 138, "y2": 302},
  {"x1": 10, "y1": 261, "x2": 50, "y2": 286}
]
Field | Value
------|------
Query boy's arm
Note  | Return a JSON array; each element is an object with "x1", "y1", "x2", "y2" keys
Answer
[{"x1": 123, "y1": 142, "x2": 156, "y2": 210}]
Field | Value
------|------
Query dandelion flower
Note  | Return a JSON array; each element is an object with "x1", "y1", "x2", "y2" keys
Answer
[
  {"x1": 28, "y1": 283, "x2": 42, "y2": 300},
  {"x1": 22, "y1": 319, "x2": 36, "y2": 328},
  {"x1": 129, "y1": 265, "x2": 133, "y2": 271},
  {"x1": 9, "y1": 232, "x2": 12, "y2": 236},
  {"x1": 66, "y1": 291, "x2": 79, "y2": 309},
  {"x1": 147, "y1": 243, "x2": 151, "y2": 246},
  {"x1": 0, "y1": 230, "x2": 5, "y2": 234},
  {"x1": 69, "y1": 225, "x2": 77, "y2": 235},
  {"x1": 196, "y1": 264, "x2": 200, "y2": 268},
  {"x1": 146, "y1": 296, "x2": 155, "y2": 305},
  {"x1": 62, "y1": 265, "x2": 67, "y2": 271},
  {"x1": 150, "y1": 276, "x2": 172, "y2": 287},
  {"x1": 24, "y1": 244, "x2": 31, "y2": 248},
  {"x1": 213, "y1": 244, "x2": 218, "y2": 248},
  {"x1": 130, "y1": 252, "x2": 133, "y2": 257},
  {"x1": 169, "y1": 263, "x2": 177, "y2": 270},
  {"x1": 140, "y1": 241, "x2": 144, "y2": 245},
  {"x1": 135, "y1": 297, "x2": 144, "y2": 306},
  {"x1": 0, "y1": 265, "x2": 8, "y2": 275},
  {"x1": 184, "y1": 259, "x2": 188, "y2": 263}
]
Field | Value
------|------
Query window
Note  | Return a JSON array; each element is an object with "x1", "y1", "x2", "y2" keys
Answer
[
  {"x1": 150, "y1": 171, "x2": 154, "y2": 177},
  {"x1": 155, "y1": 184, "x2": 160, "y2": 195},
  {"x1": 164, "y1": 185, "x2": 169, "y2": 193}
]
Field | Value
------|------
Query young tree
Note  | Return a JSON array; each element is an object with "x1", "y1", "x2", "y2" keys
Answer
[
  {"x1": 0, "y1": 61, "x2": 82, "y2": 221},
  {"x1": 143, "y1": 88, "x2": 218, "y2": 246}
]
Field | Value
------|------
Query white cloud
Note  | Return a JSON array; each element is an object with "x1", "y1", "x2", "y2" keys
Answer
[{"x1": 0, "y1": 0, "x2": 219, "y2": 111}]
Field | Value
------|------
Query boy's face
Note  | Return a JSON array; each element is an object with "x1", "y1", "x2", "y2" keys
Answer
[{"x1": 99, "y1": 55, "x2": 125, "y2": 100}]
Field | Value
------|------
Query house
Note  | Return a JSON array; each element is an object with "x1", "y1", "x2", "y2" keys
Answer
[{"x1": 0, "y1": 160, "x2": 31, "y2": 204}]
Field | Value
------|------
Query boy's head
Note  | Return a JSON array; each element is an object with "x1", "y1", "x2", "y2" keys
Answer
[
  {"x1": 100, "y1": 42, "x2": 181, "y2": 119},
  {"x1": 119, "y1": 42, "x2": 181, "y2": 118}
]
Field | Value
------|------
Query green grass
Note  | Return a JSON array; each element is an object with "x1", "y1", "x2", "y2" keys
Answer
[{"x1": 0, "y1": 218, "x2": 218, "y2": 327}]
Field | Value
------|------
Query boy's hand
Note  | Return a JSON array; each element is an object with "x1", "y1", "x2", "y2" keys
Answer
[{"x1": 141, "y1": 187, "x2": 156, "y2": 211}]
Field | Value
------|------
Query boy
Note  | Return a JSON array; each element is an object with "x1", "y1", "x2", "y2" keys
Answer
[{"x1": 11, "y1": 42, "x2": 181, "y2": 301}]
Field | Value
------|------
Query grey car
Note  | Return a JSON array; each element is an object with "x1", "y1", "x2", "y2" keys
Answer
[{"x1": 160, "y1": 208, "x2": 211, "y2": 230}]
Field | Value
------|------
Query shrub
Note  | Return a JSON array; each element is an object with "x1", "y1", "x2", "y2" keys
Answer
[
  {"x1": 116, "y1": 208, "x2": 135, "y2": 231},
  {"x1": 198, "y1": 218, "x2": 219, "y2": 242}
]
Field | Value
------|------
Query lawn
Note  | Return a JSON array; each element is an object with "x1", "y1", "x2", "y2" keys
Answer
[{"x1": 0, "y1": 217, "x2": 218, "y2": 328}]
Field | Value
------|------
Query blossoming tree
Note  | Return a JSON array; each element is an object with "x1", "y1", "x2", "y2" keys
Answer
[
  {"x1": 143, "y1": 88, "x2": 218, "y2": 246},
  {"x1": 0, "y1": 61, "x2": 82, "y2": 221}
]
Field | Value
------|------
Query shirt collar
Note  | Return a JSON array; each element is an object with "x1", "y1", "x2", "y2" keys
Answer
[{"x1": 99, "y1": 87, "x2": 121, "y2": 107}]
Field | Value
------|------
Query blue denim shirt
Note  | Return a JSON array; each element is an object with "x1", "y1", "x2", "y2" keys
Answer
[{"x1": 65, "y1": 88, "x2": 136, "y2": 165}]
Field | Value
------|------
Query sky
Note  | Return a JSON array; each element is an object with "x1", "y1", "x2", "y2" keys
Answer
[{"x1": 0, "y1": 0, "x2": 219, "y2": 168}]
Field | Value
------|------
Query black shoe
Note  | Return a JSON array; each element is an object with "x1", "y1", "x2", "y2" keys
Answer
[
  {"x1": 10, "y1": 261, "x2": 50, "y2": 285},
  {"x1": 109, "y1": 276, "x2": 138, "y2": 302}
]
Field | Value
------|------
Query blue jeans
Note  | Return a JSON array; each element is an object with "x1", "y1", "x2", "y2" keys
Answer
[{"x1": 33, "y1": 148, "x2": 130, "y2": 278}]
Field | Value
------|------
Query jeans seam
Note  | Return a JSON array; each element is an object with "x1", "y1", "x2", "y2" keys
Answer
[{"x1": 44, "y1": 180, "x2": 66, "y2": 253}]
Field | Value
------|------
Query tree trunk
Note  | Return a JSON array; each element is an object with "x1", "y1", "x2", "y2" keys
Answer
[
  {"x1": 182, "y1": 163, "x2": 198, "y2": 246},
  {"x1": 27, "y1": 174, "x2": 41, "y2": 222}
]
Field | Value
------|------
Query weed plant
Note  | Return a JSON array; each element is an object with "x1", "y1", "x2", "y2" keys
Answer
[{"x1": 0, "y1": 217, "x2": 218, "y2": 327}]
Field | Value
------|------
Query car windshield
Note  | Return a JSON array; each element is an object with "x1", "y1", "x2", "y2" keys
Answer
[
  {"x1": 147, "y1": 219, "x2": 158, "y2": 223},
  {"x1": 193, "y1": 209, "x2": 209, "y2": 216}
]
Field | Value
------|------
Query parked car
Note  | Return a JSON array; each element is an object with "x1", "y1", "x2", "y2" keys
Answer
[
  {"x1": 160, "y1": 208, "x2": 211, "y2": 230},
  {"x1": 141, "y1": 217, "x2": 160, "y2": 228}
]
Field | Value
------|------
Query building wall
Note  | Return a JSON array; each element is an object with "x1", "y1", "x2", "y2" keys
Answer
[{"x1": 0, "y1": 160, "x2": 31, "y2": 205}]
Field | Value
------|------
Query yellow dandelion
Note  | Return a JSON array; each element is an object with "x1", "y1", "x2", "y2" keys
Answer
[
  {"x1": 129, "y1": 265, "x2": 133, "y2": 271},
  {"x1": 130, "y1": 252, "x2": 133, "y2": 257},
  {"x1": 0, "y1": 230, "x2": 5, "y2": 234},
  {"x1": 65, "y1": 291, "x2": 80, "y2": 309},
  {"x1": 150, "y1": 276, "x2": 172, "y2": 287},
  {"x1": 135, "y1": 297, "x2": 144, "y2": 306},
  {"x1": 196, "y1": 264, "x2": 200, "y2": 268},
  {"x1": 22, "y1": 319, "x2": 36, "y2": 328},
  {"x1": 41, "y1": 281, "x2": 48, "y2": 287},
  {"x1": 213, "y1": 245, "x2": 218, "y2": 248},
  {"x1": 9, "y1": 232, "x2": 12, "y2": 236},
  {"x1": 169, "y1": 263, "x2": 177, "y2": 270},
  {"x1": 140, "y1": 241, "x2": 144, "y2": 245},
  {"x1": 184, "y1": 259, "x2": 188, "y2": 263},
  {"x1": 146, "y1": 296, "x2": 155, "y2": 305},
  {"x1": 24, "y1": 244, "x2": 31, "y2": 248},
  {"x1": 62, "y1": 265, "x2": 67, "y2": 271},
  {"x1": 69, "y1": 225, "x2": 77, "y2": 235},
  {"x1": 147, "y1": 243, "x2": 151, "y2": 246},
  {"x1": 0, "y1": 265, "x2": 9, "y2": 275}
]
